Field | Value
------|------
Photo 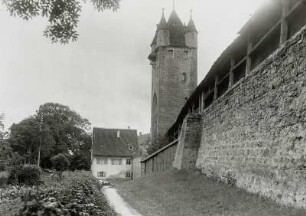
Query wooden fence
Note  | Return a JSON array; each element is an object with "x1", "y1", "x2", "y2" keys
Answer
[{"x1": 141, "y1": 139, "x2": 178, "y2": 176}]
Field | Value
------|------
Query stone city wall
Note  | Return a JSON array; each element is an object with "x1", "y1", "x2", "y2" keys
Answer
[{"x1": 196, "y1": 27, "x2": 306, "y2": 208}]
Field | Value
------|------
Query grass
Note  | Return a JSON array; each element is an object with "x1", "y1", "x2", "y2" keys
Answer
[{"x1": 112, "y1": 170, "x2": 306, "y2": 216}]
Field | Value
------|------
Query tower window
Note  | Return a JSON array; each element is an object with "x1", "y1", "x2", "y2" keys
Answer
[
  {"x1": 182, "y1": 73, "x2": 187, "y2": 83},
  {"x1": 184, "y1": 51, "x2": 189, "y2": 59},
  {"x1": 168, "y1": 49, "x2": 174, "y2": 58}
]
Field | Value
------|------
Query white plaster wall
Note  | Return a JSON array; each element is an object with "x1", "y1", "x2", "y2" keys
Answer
[
  {"x1": 92, "y1": 157, "x2": 132, "y2": 179},
  {"x1": 132, "y1": 156, "x2": 142, "y2": 179}
]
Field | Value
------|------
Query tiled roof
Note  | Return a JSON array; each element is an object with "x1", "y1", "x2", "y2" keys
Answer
[{"x1": 92, "y1": 127, "x2": 139, "y2": 157}]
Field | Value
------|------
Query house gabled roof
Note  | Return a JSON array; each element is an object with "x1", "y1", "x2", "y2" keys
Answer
[{"x1": 92, "y1": 127, "x2": 139, "y2": 157}]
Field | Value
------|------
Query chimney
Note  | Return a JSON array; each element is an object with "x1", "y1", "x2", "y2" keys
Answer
[{"x1": 117, "y1": 130, "x2": 120, "y2": 138}]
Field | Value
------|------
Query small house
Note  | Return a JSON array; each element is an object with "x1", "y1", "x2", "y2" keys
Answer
[{"x1": 91, "y1": 127, "x2": 139, "y2": 179}]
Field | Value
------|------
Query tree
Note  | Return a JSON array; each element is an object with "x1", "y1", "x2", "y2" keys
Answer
[
  {"x1": 0, "y1": 113, "x2": 5, "y2": 140},
  {"x1": 0, "y1": 114, "x2": 23, "y2": 172},
  {"x1": 9, "y1": 116, "x2": 50, "y2": 164},
  {"x1": 8, "y1": 102, "x2": 91, "y2": 168},
  {"x1": 2, "y1": 0, "x2": 120, "y2": 44}
]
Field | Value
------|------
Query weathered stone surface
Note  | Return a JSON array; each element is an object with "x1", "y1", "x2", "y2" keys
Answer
[
  {"x1": 151, "y1": 47, "x2": 197, "y2": 142},
  {"x1": 196, "y1": 27, "x2": 306, "y2": 208},
  {"x1": 173, "y1": 113, "x2": 202, "y2": 170}
]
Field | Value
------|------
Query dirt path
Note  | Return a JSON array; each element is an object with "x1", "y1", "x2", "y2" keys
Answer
[{"x1": 102, "y1": 186, "x2": 142, "y2": 216}]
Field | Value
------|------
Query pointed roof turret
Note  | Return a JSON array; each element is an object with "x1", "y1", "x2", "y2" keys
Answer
[
  {"x1": 150, "y1": 31, "x2": 157, "y2": 46},
  {"x1": 187, "y1": 11, "x2": 197, "y2": 32},
  {"x1": 157, "y1": 8, "x2": 167, "y2": 30}
]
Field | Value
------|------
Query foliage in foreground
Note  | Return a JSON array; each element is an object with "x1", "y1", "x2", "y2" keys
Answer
[
  {"x1": 0, "y1": 171, "x2": 117, "y2": 216},
  {"x1": 2, "y1": 0, "x2": 120, "y2": 44}
]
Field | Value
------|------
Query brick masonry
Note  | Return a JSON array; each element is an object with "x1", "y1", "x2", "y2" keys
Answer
[{"x1": 196, "y1": 27, "x2": 306, "y2": 208}]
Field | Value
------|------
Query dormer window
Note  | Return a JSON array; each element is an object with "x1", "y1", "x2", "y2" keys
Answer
[{"x1": 168, "y1": 49, "x2": 174, "y2": 58}]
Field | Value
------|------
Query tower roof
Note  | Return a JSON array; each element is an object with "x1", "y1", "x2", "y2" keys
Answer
[
  {"x1": 151, "y1": 31, "x2": 157, "y2": 46},
  {"x1": 186, "y1": 17, "x2": 197, "y2": 33},
  {"x1": 157, "y1": 9, "x2": 167, "y2": 30},
  {"x1": 167, "y1": 10, "x2": 186, "y2": 47},
  {"x1": 150, "y1": 9, "x2": 197, "y2": 47}
]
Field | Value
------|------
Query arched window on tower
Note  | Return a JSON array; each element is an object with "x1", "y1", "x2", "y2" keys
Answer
[{"x1": 152, "y1": 93, "x2": 158, "y2": 140}]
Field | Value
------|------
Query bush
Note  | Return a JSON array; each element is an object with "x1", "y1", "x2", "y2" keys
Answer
[
  {"x1": 17, "y1": 164, "x2": 42, "y2": 186},
  {"x1": 51, "y1": 153, "x2": 70, "y2": 179},
  {"x1": 0, "y1": 171, "x2": 9, "y2": 187},
  {"x1": 51, "y1": 154, "x2": 70, "y2": 171}
]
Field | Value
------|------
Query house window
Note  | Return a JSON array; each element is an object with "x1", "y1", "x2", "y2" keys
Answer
[
  {"x1": 168, "y1": 49, "x2": 174, "y2": 58},
  {"x1": 97, "y1": 171, "x2": 106, "y2": 177},
  {"x1": 111, "y1": 159, "x2": 122, "y2": 165},
  {"x1": 126, "y1": 159, "x2": 131, "y2": 165},
  {"x1": 126, "y1": 171, "x2": 132, "y2": 178},
  {"x1": 97, "y1": 158, "x2": 107, "y2": 165}
]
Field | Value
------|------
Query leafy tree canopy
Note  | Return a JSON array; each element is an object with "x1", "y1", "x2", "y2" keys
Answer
[
  {"x1": 9, "y1": 102, "x2": 91, "y2": 168},
  {"x1": 2, "y1": 0, "x2": 120, "y2": 44}
]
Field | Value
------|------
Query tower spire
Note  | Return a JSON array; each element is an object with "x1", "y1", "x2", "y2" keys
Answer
[
  {"x1": 190, "y1": 9, "x2": 193, "y2": 20},
  {"x1": 173, "y1": 0, "x2": 176, "y2": 11}
]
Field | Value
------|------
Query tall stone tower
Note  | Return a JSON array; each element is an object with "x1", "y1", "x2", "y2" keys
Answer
[{"x1": 149, "y1": 9, "x2": 198, "y2": 144}]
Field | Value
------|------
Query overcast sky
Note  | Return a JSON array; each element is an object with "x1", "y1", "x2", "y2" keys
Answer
[{"x1": 0, "y1": 0, "x2": 265, "y2": 134}]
